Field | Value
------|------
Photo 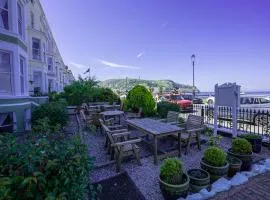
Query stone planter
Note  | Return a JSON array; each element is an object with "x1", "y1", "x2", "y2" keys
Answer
[
  {"x1": 227, "y1": 156, "x2": 242, "y2": 177},
  {"x1": 187, "y1": 169, "x2": 210, "y2": 193},
  {"x1": 200, "y1": 158, "x2": 229, "y2": 183},
  {"x1": 227, "y1": 149, "x2": 253, "y2": 171},
  {"x1": 159, "y1": 173, "x2": 190, "y2": 200}
]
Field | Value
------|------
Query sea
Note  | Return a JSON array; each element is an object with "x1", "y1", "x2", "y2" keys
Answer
[{"x1": 197, "y1": 91, "x2": 270, "y2": 99}]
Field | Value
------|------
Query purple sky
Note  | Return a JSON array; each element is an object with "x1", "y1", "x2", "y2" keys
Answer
[{"x1": 40, "y1": 0, "x2": 270, "y2": 91}]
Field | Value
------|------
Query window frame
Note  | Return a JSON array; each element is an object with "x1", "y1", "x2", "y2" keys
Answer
[
  {"x1": 17, "y1": 1, "x2": 24, "y2": 38},
  {"x1": 32, "y1": 37, "x2": 41, "y2": 60},
  {"x1": 0, "y1": 49, "x2": 13, "y2": 95},
  {"x1": 0, "y1": 0, "x2": 9, "y2": 30},
  {"x1": 19, "y1": 55, "x2": 25, "y2": 95}
]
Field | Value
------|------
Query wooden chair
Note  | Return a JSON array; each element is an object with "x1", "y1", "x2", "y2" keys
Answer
[
  {"x1": 99, "y1": 119, "x2": 128, "y2": 152},
  {"x1": 125, "y1": 107, "x2": 143, "y2": 119},
  {"x1": 177, "y1": 115, "x2": 204, "y2": 154},
  {"x1": 80, "y1": 109, "x2": 92, "y2": 130},
  {"x1": 100, "y1": 119, "x2": 142, "y2": 172},
  {"x1": 159, "y1": 111, "x2": 179, "y2": 124}
]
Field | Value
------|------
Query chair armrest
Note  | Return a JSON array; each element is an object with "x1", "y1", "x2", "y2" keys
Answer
[
  {"x1": 110, "y1": 129, "x2": 128, "y2": 133},
  {"x1": 112, "y1": 138, "x2": 142, "y2": 147},
  {"x1": 186, "y1": 127, "x2": 204, "y2": 133},
  {"x1": 112, "y1": 131, "x2": 131, "y2": 138},
  {"x1": 108, "y1": 125, "x2": 126, "y2": 129}
]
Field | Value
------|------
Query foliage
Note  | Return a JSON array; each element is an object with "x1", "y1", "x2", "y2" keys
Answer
[
  {"x1": 32, "y1": 101, "x2": 68, "y2": 128},
  {"x1": 100, "y1": 78, "x2": 199, "y2": 96},
  {"x1": 208, "y1": 135, "x2": 223, "y2": 147},
  {"x1": 231, "y1": 138, "x2": 252, "y2": 155},
  {"x1": 0, "y1": 132, "x2": 94, "y2": 200},
  {"x1": 203, "y1": 147, "x2": 227, "y2": 167},
  {"x1": 160, "y1": 158, "x2": 184, "y2": 185},
  {"x1": 55, "y1": 78, "x2": 120, "y2": 106},
  {"x1": 125, "y1": 85, "x2": 156, "y2": 116},
  {"x1": 157, "y1": 101, "x2": 180, "y2": 118},
  {"x1": 239, "y1": 134, "x2": 261, "y2": 140}
]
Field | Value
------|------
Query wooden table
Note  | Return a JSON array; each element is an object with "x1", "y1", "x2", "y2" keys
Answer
[
  {"x1": 126, "y1": 118, "x2": 184, "y2": 164},
  {"x1": 100, "y1": 110, "x2": 124, "y2": 124}
]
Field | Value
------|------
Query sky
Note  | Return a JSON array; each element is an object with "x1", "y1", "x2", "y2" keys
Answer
[{"x1": 40, "y1": 0, "x2": 270, "y2": 91}]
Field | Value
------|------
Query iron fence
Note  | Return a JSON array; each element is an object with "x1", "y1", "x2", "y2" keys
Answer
[{"x1": 180, "y1": 104, "x2": 270, "y2": 136}]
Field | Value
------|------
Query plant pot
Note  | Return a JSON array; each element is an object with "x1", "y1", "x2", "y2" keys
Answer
[
  {"x1": 227, "y1": 156, "x2": 242, "y2": 177},
  {"x1": 243, "y1": 137, "x2": 262, "y2": 153},
  {"x1": 187, "y1": 169, "x2": 210, "y2": 193},
  {"x1": 227, "y1": 149, "x2": 253, "y2": 171},
  {"x1": 200, "y1": 158, "x2": 229, "y2": 183},
  {"x1": 159, "y1": 173, "x2": 190, "y2": 200}
]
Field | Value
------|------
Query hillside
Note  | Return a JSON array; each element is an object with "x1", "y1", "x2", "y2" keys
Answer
[{"x1": 99, "y1": 78, "x2": 199, "y2": 95}]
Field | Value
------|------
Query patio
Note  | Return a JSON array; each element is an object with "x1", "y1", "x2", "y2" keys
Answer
[{"x1": 79, "y1": 113, "x2": 270, "y2": 200}]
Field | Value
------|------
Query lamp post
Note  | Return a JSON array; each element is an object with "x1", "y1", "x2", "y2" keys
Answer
[{"x1": 191, "y1": 54, "x2": 196, "y2": 98}]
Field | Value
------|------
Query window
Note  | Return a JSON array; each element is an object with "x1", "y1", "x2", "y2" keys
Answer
[
  {"x1": 17, "y1": 2, "x2": 23, "y2": 37},
  {"x1": 32, "y1": 38, "x2": 41, "y2": 60},
  {"x1": 20, "y1": 56, "x2": 25, "y2": 94},
  {"x1": 47, "y1": 57, "x2": 53, "y2": 71},
  {"x1": 0, "y1": 50, "x2": 12, "y2": 94},
  {"x1": 0, "y1": 113, "x2": 13, "y2": 133},
  {"x1": 0, "y1": 0, "x2": 9, "y2": 30},
  {"x1": 31, "y1": 12, "x2": 34, "y2": 29}
]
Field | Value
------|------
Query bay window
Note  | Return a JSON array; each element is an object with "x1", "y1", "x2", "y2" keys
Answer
[
  {"x1": 0, "y1": 50, "x2": 12, "y2": 95},
  {"x1": 0, "y1": 0, "x2": 8, "y2": 30}
]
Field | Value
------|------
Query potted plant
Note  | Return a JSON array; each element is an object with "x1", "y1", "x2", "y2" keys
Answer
[
  {"x1": 187, "y1": 169, "x2": 210, "y2": 193},
  {"x1": 227, "y1": 156, "x2": 242, "y2": 177},
  {"x1": 200, "y1": 147, "x2": 229, "y2": 183},
  {"x1": 239, "y1": 134, "x2": 262, "y2": 153},
  {"x1": 159, "y1": 158, "x2": 189, "y2": 200},
  {"x1": 228, "y1": 138, "x2": 253, "y2": 171}
]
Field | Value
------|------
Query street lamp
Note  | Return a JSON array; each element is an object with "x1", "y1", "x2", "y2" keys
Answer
[{"x1": 191, "y1": 54, "x2": 196, "y2": 98}]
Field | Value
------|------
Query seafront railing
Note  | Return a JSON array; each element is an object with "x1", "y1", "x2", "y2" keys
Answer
[{"x1": 180, "y1": 104, "x2": 270, "y2": 137}]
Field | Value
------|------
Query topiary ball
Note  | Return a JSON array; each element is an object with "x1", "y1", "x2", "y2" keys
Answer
[
  {"x1": 160, "y1": 158, "x2": 183, "y2": 185},
  {"x1": 232, "y1": 138, "x2": 252, "y2": 155},
  {"x1": 203, "y1": 147, "x2": 226, "y2": 167}
]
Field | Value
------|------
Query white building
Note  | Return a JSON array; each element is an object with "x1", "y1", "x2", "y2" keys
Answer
[{"x1": 0, "y1": 0, "x2": 74, "y2": 133}]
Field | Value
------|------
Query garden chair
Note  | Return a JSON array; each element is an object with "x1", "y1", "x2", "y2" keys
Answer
[
  {"x1": 159, "y1": 111, "x2": 179, "y2": 125},
  {"x1": 80, "y1": 109, "x2": 92, "y2": 130},
  {"x1": 175, "y1": 115, "x2": 204, "y2": 154},
  {"x1": 125, "y1": 107, "x2": 143, "y2": 119},
  {"x1": 99, "y1": 119, "x2": 128, "y2": 153},
  {"x1": 101, "y1": 120, "x2": 142, "y2": 172}
]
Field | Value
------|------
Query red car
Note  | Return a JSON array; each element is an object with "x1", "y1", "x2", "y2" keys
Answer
[{"x1": 164, "y1": 94, "x2": 193, "y2": 111}]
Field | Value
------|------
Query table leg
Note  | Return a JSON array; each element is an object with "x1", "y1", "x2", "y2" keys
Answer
[
  {"x1": 154, "y1": 136, "x2": 158, "y2": 165},
  {"x1": 178, "y1": 132, "x2": 181, "y2": 157}
]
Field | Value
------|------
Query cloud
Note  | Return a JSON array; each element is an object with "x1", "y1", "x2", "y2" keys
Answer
[
  {"x1": 160, "y1": 21, "x2": 168, "y2": 29},
  {"x1": 68, "y1": 61, "x2": 88, "y2": 69},
  {"x1": 136, "y1": 51, "x2": 145, "y2": 58},
  {"x1": 98, "y1": 59, "x2": 140, "y2": 69}
]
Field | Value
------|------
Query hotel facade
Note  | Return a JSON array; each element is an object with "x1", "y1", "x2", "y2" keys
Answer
[{"x1": 0, "y1": 0, "x2": 74, "y2": 133}]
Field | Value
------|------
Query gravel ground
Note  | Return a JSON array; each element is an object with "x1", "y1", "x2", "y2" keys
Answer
[{"x1": 84, "y1": 122, "x2": 270, "y2": 200}]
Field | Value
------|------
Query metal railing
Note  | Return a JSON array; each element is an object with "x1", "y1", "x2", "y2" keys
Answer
[{"x1": 180, "y1": 104, "x2": 270, "y2": 136}]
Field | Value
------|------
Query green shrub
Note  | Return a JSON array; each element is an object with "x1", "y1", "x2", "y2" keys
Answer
[
  {"x1": 0, "y1": 132, "x2": 94, "y2": 199},
  {"x1": 203, "y1": 147, "x2": 226, "y2": 167},
  {"x1": 157, "y1": 101, "x2": 180, "y2": 118},
  {"x1": 160, "y1": 158, "x2": 183, "y2": 185},
  {"x1": 125, "y1": 85, "x2": 156, "y2": 116},
  {"x1": 239, "y1": 134, "x2": 261, "y2": 140},
  {"x1": 232, "y1": 138, "x2": 252, "y2": 154},
  {"x1": 32, "y1": 101, "x2": 68, "y2": 128},
  {"x1": 59, "y1": 79, "x2": 120, "y2": 105}
]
